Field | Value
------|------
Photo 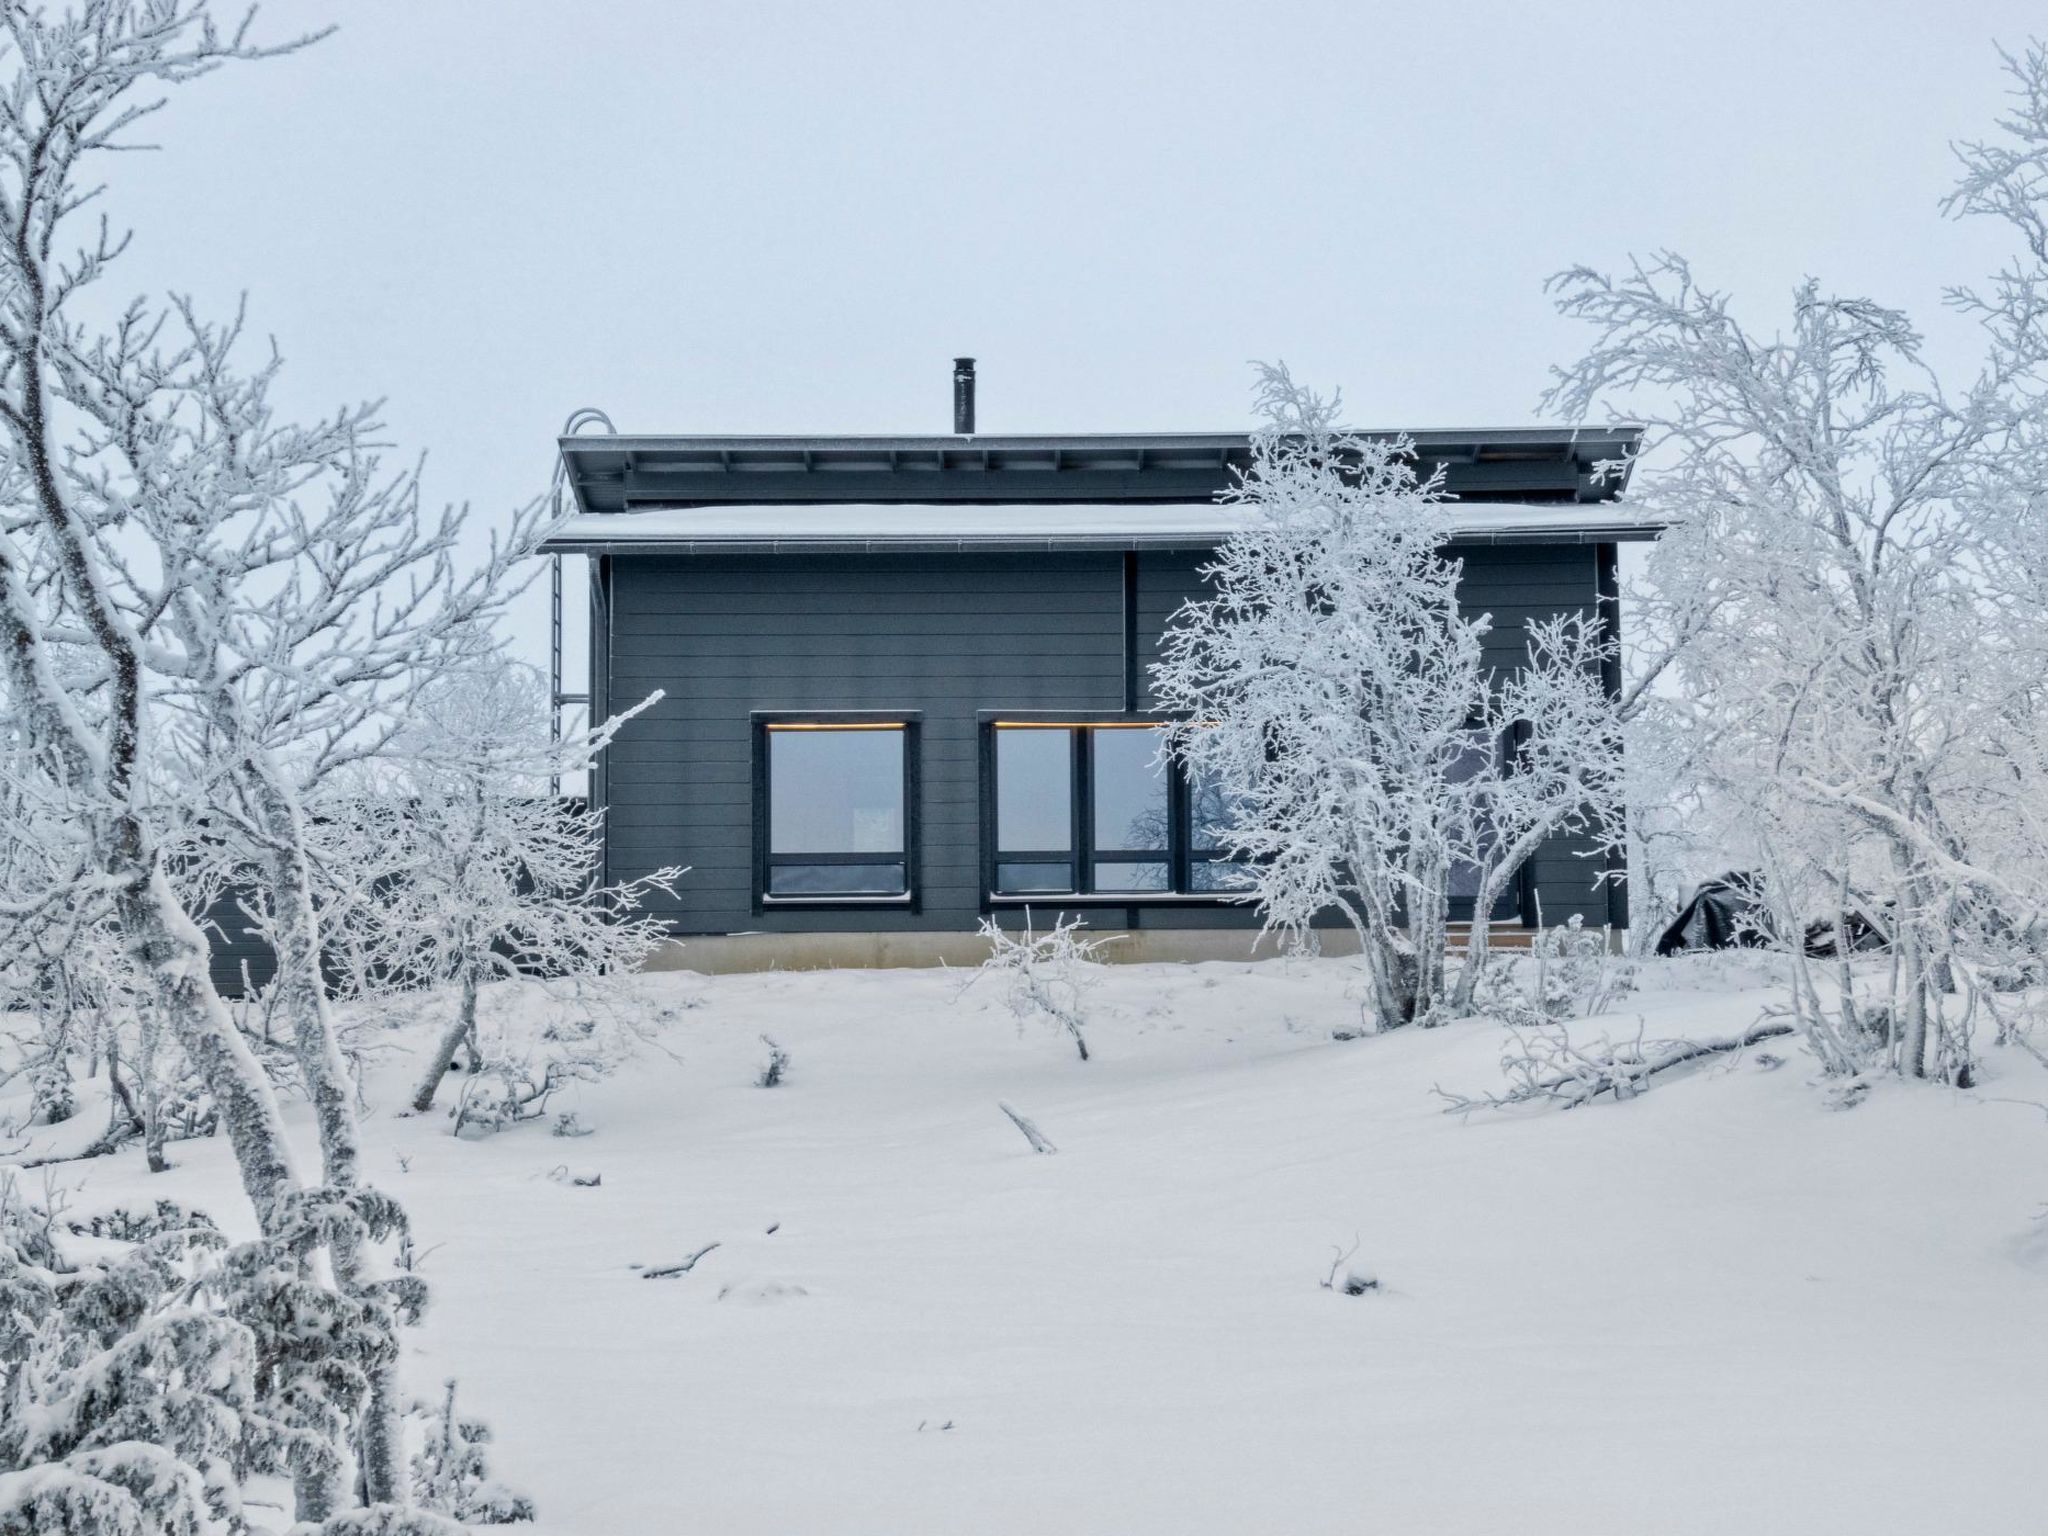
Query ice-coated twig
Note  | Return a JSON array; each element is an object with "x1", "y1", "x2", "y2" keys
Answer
[
  {"x1": 998, "y1": 1101, "x2": 1058, "y2": 1154},
  {"x1": 643, "y1": 1242, "x2": 723, "y2": 1279}
]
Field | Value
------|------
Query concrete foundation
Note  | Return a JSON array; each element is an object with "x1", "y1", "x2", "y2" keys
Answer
[
  {"x1": 640, "y1": 921, "x2": 1615, "y2": 975},
  {"x1": 642, "y1": 927, "x2": 1352, "y2": 975}
]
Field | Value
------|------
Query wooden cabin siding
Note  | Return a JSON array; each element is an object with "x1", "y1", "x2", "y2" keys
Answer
[{"x1": 597, "y1": 539, "x2": 1618, "y2": 939}]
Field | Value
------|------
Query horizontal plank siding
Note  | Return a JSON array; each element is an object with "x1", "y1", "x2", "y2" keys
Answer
[
  {"x1": 606, "y1": 553, "x2": 1123, "y2": 934},
  {"x1": 601, "y1": 541, "x2": 1613, "y2": 937}
]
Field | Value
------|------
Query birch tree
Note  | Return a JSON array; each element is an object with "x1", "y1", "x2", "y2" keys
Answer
[
  {"x1": 1154, "y1": 365, "x2": 1624, "y2": 1027},
  {"x1": 0, "y1": 0, "x2": 309, "y2": 1279},
  {"x1": 1544, "y1": 41, "x2": 2048, "y2": 1081},
  {"x1": 0, "y1": 3, "x2": 531, "y2": 1523},
  {"x1": 87, "y1": 291, "x2": 547, "y2": 1502},
  {"x1": 319, "y1": 664, "x2": 680, "y2": 1121}
]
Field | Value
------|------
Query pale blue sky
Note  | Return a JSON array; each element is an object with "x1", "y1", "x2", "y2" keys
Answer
[{"x1": 95, "y1": 0, "x2": 2046, "y2": 672}]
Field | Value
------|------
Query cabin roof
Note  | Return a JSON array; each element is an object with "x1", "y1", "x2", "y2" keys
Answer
[{"x1": 550, "y1": 426, "x2": 1645, "y2": 522}]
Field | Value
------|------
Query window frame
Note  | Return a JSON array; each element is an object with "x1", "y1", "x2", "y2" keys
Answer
[
  {"x1": 979, "y1": 711, "x2": 1530, "y2": 920},
  {"x1": 978, "y1": 710, "x2": 1253, "y2": 908},
  {"x1": 752, "y1": 711, "x2": 921, "y2": 912}
]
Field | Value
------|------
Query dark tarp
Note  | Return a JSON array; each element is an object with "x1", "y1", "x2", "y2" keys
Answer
[
  {"x1": 1655, "y1": 872, "x2": 1771, "y2": 956},
  {"x1": 1656, "y1": 871, "x2": 1891, "y2": 958}
]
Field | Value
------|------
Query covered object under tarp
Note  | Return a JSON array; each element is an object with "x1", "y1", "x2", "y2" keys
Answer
[
  {"x1": 1656, "y1": 872, "x2": 1891, "y2": 958},
  {"x1": 1655, "y1": 872, "x2": 1771, "y2": 956}
]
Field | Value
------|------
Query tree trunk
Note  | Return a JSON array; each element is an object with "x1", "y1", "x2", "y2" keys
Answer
[
  {"x1": 247, "y1": 756, "x2": 408, "y2": 1508},
  {"x1": 136, "y1": 1006, "x2": 169, "y2": 1174},
  {"x1": 1450, "y1": 905, "x2": 1494, "y2": 1017},
  {"x1": 115, "y1": 865, "x2": 305, "y2": 1222},
  {"x1": 413, "y1": 967, "x2": 481, "y2": 1113}
]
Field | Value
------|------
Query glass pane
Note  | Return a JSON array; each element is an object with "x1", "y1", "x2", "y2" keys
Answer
[
  {"x1": 768, "y1": 727, "x2": 904, "y2": 855},
  {"x1": 1091, "y1": 727, "x2": 1168, "y2": 853},
  {"x1": 1089, "y1": 860, "x2": 1169, "y2": 893},
  {"x1": 1190, "y1": 858, "x2": 1256, "y2": 893},
  {"x1": 1446, "y1": 729, "x2": 1497, "y2": 786},
  {"x1": 995, "y1": 860, "x2": 1074, "y2": 894},
  {"x1": 996, "y1": 728, "x2": 1072, "y2": 852},
  {"x1": 768, "y1": 861, "x2": 906, "y2": 896},
  {"x1": 1189, "y1": 762, "x2": 1249, "y2": 852},
  {"x1": 1448, "y1": 728, "x2": 1499, "y2": 898}
]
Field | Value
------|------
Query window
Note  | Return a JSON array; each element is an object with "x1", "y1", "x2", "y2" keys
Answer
[
  {"x1": 1089, "y1": 727, "x2": 1169, "y2": 892},
  {"x1": 1446, "y1": 726, "x2": 1519, "y2": 920},
  {"x1": 757, "y1": 718, "x2": 916, "y2": 902},
  {"x1": 994, "y1": 726, "x2": 1074, "y2": 894},
  {"x1": 1187, "y1": 762, "x2": 1256, "y2": 892},
  {"x1": 986, "y1": 720, "x2": 1247, "y2": 899}
]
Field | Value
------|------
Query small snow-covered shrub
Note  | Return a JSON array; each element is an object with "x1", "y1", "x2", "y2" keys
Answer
[
  {"x1": 1474, "y1": 916, "x2": 1635, "y2": 1027},
  {"x1": 450, "y1": 1051, "x2": 601, "y2": 1139},
  {"x1": 66, "y1": 1201, "x2": 220, "y2": 1246},
  {"x1": 967, "y1": 914, "x2": 1114, "y2": 1062},
  {"x1": 1317, "y1": 1237, "x2": 1378, "y2": 1295},
  {"x1": 295, "y1": 1507, "x2": 468, "y2": 1536},
  {"x1": 409, "y1": 1379, "x2": 535, "y2": 1525},
  {"x1": 439, "y1": 977, "x2": 664, "y2": 1138},
  {"x1": 196, "y1": 1185, "x2": 425, "y2": 1501},
  {"x1": 0, "y1": 1177, "x2": 256, "y2": 1536},
  {"x1": 756, "y1": 1036, "x2": 790, "y2": 1088}
]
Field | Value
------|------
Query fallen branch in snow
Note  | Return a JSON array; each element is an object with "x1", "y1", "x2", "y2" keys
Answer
[
  {"x1": 997, "y1": 1101, "x2": 1058, "y2": 1154},
  {"x1": 642, "y1": 1242, "x2": 721, "y2": 1279},
  {"x1": 1436, "y1": 1017, "x2": 1797, "y2": 1112}
]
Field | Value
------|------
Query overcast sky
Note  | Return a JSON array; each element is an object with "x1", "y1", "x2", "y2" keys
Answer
[{"x1": 97, "y1": 0, "x2": 2045, "y2": 674}]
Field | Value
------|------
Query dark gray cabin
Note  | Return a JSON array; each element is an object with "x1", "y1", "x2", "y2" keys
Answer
[{"x1": 541, "y1": 370, "x2": 1649, "y2": 971}]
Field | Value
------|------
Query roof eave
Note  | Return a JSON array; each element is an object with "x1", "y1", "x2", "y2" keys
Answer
[{"x1": 553, "y1": 425, "x2": 1645, "y2": 517}]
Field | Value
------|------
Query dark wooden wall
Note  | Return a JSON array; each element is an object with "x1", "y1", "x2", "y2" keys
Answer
[{"x1": 597, "y1": 542, "x2": 1621, "y2": 937}]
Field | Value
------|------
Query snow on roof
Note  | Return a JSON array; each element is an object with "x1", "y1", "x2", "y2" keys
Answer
[{"x1": 539, "y1": 501, "x2": 1666, "y2": 555}]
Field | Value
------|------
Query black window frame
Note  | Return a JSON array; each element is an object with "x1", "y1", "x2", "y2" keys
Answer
[
  {"x1": 979, "y1": 711, "x2": 1253, "y2": 907},
  {"x1": 752, "y1": 711, "x2": 921, "y2": 912},
  {"x1": 980, "y1": 710, "x2": 1528, "y2": 920}
]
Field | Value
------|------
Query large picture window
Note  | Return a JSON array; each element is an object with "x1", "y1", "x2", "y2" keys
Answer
[
  {"x1": 986, "y1": 720, "x2": 1247, "y2": 900},
  {"x1": 757, "y1": 718, "x2": 916, "y2": 903}
]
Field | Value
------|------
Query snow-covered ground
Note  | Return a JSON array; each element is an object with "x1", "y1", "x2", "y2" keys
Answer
[{"x1": 16, "y1": 956, "x2": 2048, "y2": 1534}]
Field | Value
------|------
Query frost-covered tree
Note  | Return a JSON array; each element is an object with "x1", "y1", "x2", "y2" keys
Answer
[
  {"x1": 1444, "y1": 612, "x2": 1626, "y2": 1014},
  {"x1": 1154, "y1": 365, "x2": 1624, "y2": 1027},
  {"x1": 0, "y1": 0, "x2": 307, "y2": 1270},
  {"x1": 0, "y1": 2, "x2": 539, "y2": 1520},
  {"x1": 0, "y1": 1191, "x2": 254, "y2": 1536},
  {"x1": 0, "y1": 1177, "x2": 463, "y2": 1536},
  {"x1": 101, "y1": 261, "x2": 547, "y2": 1503},
  {"x1": 1545, "y1": 41, "x2": 2048, "y2": 1082},
  {"x1": 317, "y1": 663, "x2": 679, "y2": 1122}
]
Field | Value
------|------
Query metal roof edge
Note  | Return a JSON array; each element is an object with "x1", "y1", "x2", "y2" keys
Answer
[
  {"x1": 558, "y1": 425, "x2": 1644, "y2": 455},
  {"x1": 538, "y1": 525, "x2": 1669, "y2": 558}
]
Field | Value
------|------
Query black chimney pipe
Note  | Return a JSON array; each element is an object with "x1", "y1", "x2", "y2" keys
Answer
[{"x1": 952, "y1": 356, "x2": 976, "y2": 435}]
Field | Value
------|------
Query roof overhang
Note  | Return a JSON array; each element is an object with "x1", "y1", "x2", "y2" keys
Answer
[
  {"x1": 553, "y1": 427, "x2": 1644, "y2": 517},
  {"x1": 539, "y1": 500, "x2": 1666, "y2": 556}
]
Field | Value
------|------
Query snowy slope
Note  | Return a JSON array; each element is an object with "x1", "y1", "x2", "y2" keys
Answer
[{"x1": 18, "y1": 957, "x2": 2047, "y2": 1535}]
